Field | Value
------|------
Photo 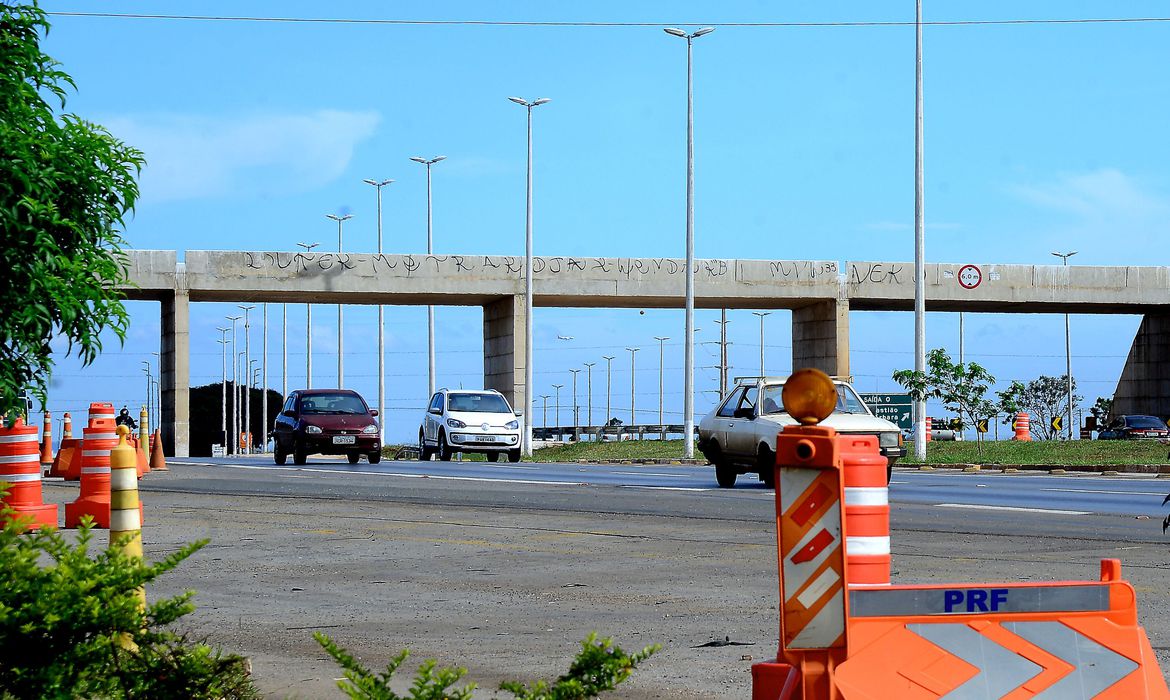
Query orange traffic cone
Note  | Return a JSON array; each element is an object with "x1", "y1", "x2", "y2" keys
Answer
[
  {"x1": 39, "y1": 410, "x2": 53, "y2": 474},
  {"x1": 136, "y1": 405, "x2": 149, "y2": 476},
  {"x1": 149, "y1": 429, "x2": 167, "y2": 471}
]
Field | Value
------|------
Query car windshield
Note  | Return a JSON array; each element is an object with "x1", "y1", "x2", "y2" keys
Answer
[
  {"x1": 301, "y1": 394, "x2": 367, "y2": 415},
  {"x1": 760, "y1": 383, "x2": 871, "y2": 416},
  {"x1": 448, "y1": 393, "x2": 511, "y2": 413},
  {"x1": 1126, "y1": 416, "x2": 1166, "y2": 429}
]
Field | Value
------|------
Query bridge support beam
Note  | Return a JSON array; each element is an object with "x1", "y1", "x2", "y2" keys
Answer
[
  {"x1": 1112, "y1": 314, "x2": 1170, "y2": 420},
  {"x1": 160, "y1": 279, "x2": 191, "y2": 458},
  {"x1": 483, "y1": 295, "x2": 527, "y2": 417},
  {"x1": 792, "y1": 299, "x2": 850, "y2": 379}
]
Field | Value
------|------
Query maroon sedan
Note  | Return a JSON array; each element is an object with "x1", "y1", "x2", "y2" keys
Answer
[{"x1": 272, "y1": 389, "x2": 381, "y2": 465}]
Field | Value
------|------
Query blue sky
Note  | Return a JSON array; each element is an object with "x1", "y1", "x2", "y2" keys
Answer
[{"x1": 37, "y1": 1, "x2": 1170, "y2": 441}]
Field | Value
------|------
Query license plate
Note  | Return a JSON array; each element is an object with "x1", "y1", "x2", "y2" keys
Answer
[
  {"x1": 332, "y1": 435, "x2": 356, "y2": 445},
  {"x1": 476, "y1": 435, "x2": 498, "y2": 443}
]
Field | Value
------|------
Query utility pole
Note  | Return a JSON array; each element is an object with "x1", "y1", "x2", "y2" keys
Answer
[
  {"x1": 409, "y1": 155, "x2": 447, "y2": 397},
  {"x1": 583, "y1": 362, "x2": 596, "y2": 438},
  {"x1": 364, "y1": 178, "x2": 394, "y2": 443},
  {"x1": 226, "y1": 315, "x2": 242, "y2": 455},
  {"x1": 654, "y1": 336, "x2": 669, "y2": 434},
  {"x1": 261, "y1": 303, "x2": 268, "y2": 453},
  {"x1": 912, "y1": 0, "x2": 927, "y2": 460},
  {"x1": 325, "y1": 213, "x2": 352, "y2": 388},
  {"x1": 569, "y1": 368, "x2": 581, "y2": 441},
  {"x1": 552, "y1": 384, "x2": 564, "y2": 438},
  {"x1": 217, "y1": 327, "x2": 228, "y2": 449},
  {"x1": 626, "y1": 347, "x2": 640, "y2": 427},
  {"x1": 238, "y1": 305, "x2": 255, "y2": 453},
  {"x1": 602, "y1": 355, "x2": 615, "y2": 429},
  {"x1": 540, "y1": 395, "x2": 550, "y2": 428}
]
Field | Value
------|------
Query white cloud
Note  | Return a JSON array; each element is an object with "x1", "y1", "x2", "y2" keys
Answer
[
  {"x1": 1010, "y1": 168, "x2": 1169, "y2": 220},
  {"x1": 103, "y1": 110, "x2": 382, "y2": 202}
]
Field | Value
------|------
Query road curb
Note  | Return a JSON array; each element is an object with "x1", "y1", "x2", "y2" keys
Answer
[{"x1": 903, "y1": 462, "x2": 1170, "y2": 475}]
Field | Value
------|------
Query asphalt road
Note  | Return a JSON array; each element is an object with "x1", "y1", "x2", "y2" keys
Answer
[{"x1": 39, "y1": 458, "x2": 1170, "y2": 697}]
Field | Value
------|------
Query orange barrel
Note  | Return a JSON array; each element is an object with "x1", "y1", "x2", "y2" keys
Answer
[
  {"x1": 840, "y1": 433, "x2": 890, "y2": 586},
  {"x1": 1013, "y1": 412, "x2": 1032, "y2": 441},
  {"x1": 65, "y1": 403, "x2": 115, "y2": 480},
  {"x1": 39, "y1": 410, "x2": 53, "y2": 472},
  {"x1": 0, "y1": 417, "x2": 58, "y2": 529},
  {"x1": 64, "y1": 419, "x2": 118, "y2": 528}
]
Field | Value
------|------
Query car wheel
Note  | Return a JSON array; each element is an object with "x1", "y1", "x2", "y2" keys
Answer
[
  {"x1": 292, "y1": 441, "x2": 307, "y2": 466},
  {"x1": 486, "y1": 452, "x2": 500, "y2": 462},
  {"x1": 757, "y1": 444, "x2": 775, "y2": 488},
  {"x1": 273, "y1": 445, "x2": 287, "y2": 465},
  {"x1": 438, "y1": 430, "x2": 453, "y2": 461},
  {"x1": 715, "y1": 462, "x2": 737, "y2": 488},
  {"x1": 418, "y1": 431, "x2": 431, "y2": 461},
  {"x1": 347, "y1": 452, "x2": 361, "y2": 465},
  {"x1": 508, "y1": 449, "x2": 521, "y2": 463},
  {"x1": 369, "y1": 450, "x2": 382, "y2": 464}
]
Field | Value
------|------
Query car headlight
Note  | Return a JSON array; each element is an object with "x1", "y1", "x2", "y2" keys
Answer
[
  {"x1": 446, "y1": 418, "x2": 466, "y2": 429},
  {"x1": 506, "y1": 420, "x2": 519, "y2": 430},
  {"x1": 305, "y1": 424, "x2": 323, "y2": 434},
  {"x1": 362, "y1": 424, "x2": 378, "y2": 434},
  {"x1": 879, "y1": 432, "x2": 898, "y2": 448}
]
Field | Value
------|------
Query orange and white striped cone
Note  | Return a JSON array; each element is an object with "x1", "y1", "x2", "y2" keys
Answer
[
  {"x1": 840, "y1": 434, "x2": 891, "y2": 587},
  {"x1": 48, "y1": 411, "x2": 76, "y2": 479},
  {"x1": 64, "y1": 417, "x2": 118, "y2": 528},
  {"x1": 136, "y1": 405, "x2": 149, "y2": 476},
  {"x1": 0, "y1": 417, "x2": 58, "y2": 530},
  {"x1": 1013, "y1": 412, "x2": 1032, "y2": 441},
  {"x1": 110, "y1": 425, "x2": 143, "y2": 555},
  {"x1": 61, "y1": 411, "x2": 73, "y2": 440},
  {"x1": 39, "y1": 410, "x2": 53, "y2": 474}
]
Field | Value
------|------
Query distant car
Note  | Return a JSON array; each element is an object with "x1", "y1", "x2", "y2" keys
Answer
[
  {"x1": 697, "y1": 376, "x2": 906, "y2": 488},
  {"x1": 272, "y1": 389, "x2": 381, "y2": 465},
  {"x1": 1097, "y1": 415, "x2": 1170, "y2": 440},
  {"x1": 419, "y1": 389, "x2": 522, "y2": 462}
]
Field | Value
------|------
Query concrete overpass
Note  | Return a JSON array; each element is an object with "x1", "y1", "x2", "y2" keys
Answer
[{"x1": 125, "y1": 250, "x2": 1169, "y2": 456}]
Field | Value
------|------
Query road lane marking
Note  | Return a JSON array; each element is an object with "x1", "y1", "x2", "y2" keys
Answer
[
  {"x1": 1039, "y1": 487, "x2": 1167, "y2": 496},
  {"x1": 935, "y1": 503, "x2": 1090, "y2": 515},
  {"x1": 607, "y1": 471, "x2": 687, "y2": 477}
]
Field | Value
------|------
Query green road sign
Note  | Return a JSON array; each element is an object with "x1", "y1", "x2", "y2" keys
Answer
[{"x1": 859, "y1": 393, "x2": 913, "y2": 430}]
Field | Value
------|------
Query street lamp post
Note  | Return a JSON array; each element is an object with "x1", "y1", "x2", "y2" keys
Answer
[
  {"x1": 626, "y1": 347, "x2": 640, "y2": 428},
  {"x1": 540, "y1": 394, "x2": 551, "y2": 428},
  {"x1": 714, "y1": 312, "x2": 729, "y2": 395},
  {"x1": 583, "y1": 362, "x2": 595, "y2": 437},
  {"x1": 238, "y1": 305, "x2": 255, "y2": 452},
  {"x1": 602, "y1": 355, "x2": 615, "y2": 428},
  {"x1": 752, "y1": 312, "x2": 771, "y2": 377},
  {"x1": 552, "y1": 384, "x2": 564, "y2": 438},
  {"x1": 226, "y1": 315, "x2": 242, "y2": 455},
  {"x1": 296, "y1": 242, "x2": 320, "y2": 388},
  {"x1": 262, "y1": 303, "x2": 268, "y2": 453},
  {"x1": 912, "y1": 0, "x2": 927, "y2": 461},
  {"x1": 140, "y1": 362, "x2": 151, "y2": 433},
  {"x1": 409, "y1": 155, "x2": 447, "y2": 397},
  {"x1": 1053, "y1": 250, "x2": 1078, "y2": 440},
  {"x1": 508, "y1": 97, "x2": 551, "y2": 457},
  {"x1": 325, "y1": 214, "x2": 352, "y2": 388},
  {"x1": 664, "y1": 25, "x2": 714, "y2": 459},
  {"x1": 282, "y1": 303, "x2": 287, "y2": 398},
  {"x1": 569, "y1": 368, "x2": 581, "y2": 440},
  {"x1": 217, "y1": 327, "x2": 228, "y2": 448},
  {"x1": 150, "y1": 351, "x2": 160, "y2": 430},
  {"x1": 364, "y1": 178, "x2": 394, "y2": 442},
  {"x1": 654, "y1": 336, "x2": 669, "y2": 434}
]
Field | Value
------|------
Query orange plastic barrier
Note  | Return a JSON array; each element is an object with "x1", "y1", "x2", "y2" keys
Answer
[
  {"x1": 0, "y1": 417, "x2": 58, "y2": 529},
  {"x1": 65, "y1": 403, "x2": 115, "y2": 481},
  {"x1": 840, "y1": 434, "x2": 890, "y2": 587},
  {"x1": 64, "y1": 419, "x2": 118, "y2": 528},
  {"x1": 835, "y1": 561, "x2": 1170, "y2": 698},
  {"x1": 39, "y1": 411, "x2": 53, "y2": 472},
  {"x1": 1013, "y1": 412, "x2": 1032, "y2": 441}
]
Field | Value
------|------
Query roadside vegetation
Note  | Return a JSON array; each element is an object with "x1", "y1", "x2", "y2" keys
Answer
[{"x1": 903, "y1": 439, "x2": 1170, "y2": 466}]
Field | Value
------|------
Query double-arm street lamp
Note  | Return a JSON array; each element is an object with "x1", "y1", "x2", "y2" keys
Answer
[
  {"x1": 325, "y1": 214, "x2": 352, "y2": 387},
  {"x1": 364, "y1": 178, "x2": 394, "y2": 441},
  {"x1": 296, "y1": 242, "x2": 320, "y2": 388},
  {"x1": 409, "y1": 155, "x2": 446, "y2": 397}
]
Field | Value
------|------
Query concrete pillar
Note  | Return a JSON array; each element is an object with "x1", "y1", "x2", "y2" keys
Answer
[
  {"x1": 483, "y1": 295, "x2": 527, "y2": 414},
  {"x1": 160, "y1": 268, "x2": 191, "y2": 457},
  {"x1": 791, "y1": 299, "x2": 850, "y2": 379},
  {"x1": 1112, "y1": 314, "x2": 1170, "y2": 420}
]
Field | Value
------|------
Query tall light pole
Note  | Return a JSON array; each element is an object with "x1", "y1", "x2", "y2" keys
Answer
[
  {"x1": 664, "y1": 25, "x2": 714, "y2": 459},
  {"x1": 752, "y1": 312, "x2": 771, "y2": 376},
  {"x1": 261, "y1": 303, "x2": 268, "y2": 453},
  {"x1": 1053, "y1": 250, "x2": 1078, "y2": 440},
  {"x1": 364, "y1": 178, "x2": 394, "y2": 441},
  {"x1": 296, "y1": 242, "x2": 319, "y2": 388},
  {"x1": 552, "y1": 384, "x2": 564, "y2": 435},
  {"x1": 654, "y1": 336, "x2": 670, "y2": 430},
  {"x1": 540, "y1": 394, "x2": 551, "y2": 428},
  {"x1": 602, "y1": 355, "x2": 615, "y2": 427},
  {"x1": 281, "y1": 303, "x2": 287, "y2": 398},
  {"x1": 140, "y1": 361, "x2": 151, "y2": 434},
  {"x1": 583, "y1": 362, "x2": 596, "y2": 435},
  {"x1": 508, "y1": 96, "x2": 551, "y2": 457},
  {"x1": 150, "y1": 351, "x2": 160, "y2": 429},
  {"x1": 714, "y1": 312, "x2": 729, "y2": 395},
  {"x1": 325, "y1": 214, "x2": 352, "y2": 388},
  {"x1": 238, "y1": 305, "x2": 255, "y2": 452},
  {"x1": 410, "y1": 155, "x2": 446, "y2": 397},
  {"x1": 569, "y1": 368, "x2": 581, "y2": 439},
  {"x1": 217, "y1": 327, "x2": 228, "y2": 448},
  {"x1": 626, "y1": 347, "x2": 640, "y2": 426},
  {"x1": 912, "y1": 0, "x2": 927, "y2": 460},
  {"x1": 226, "y1": 314, "x2": 242, "y2": 455}
]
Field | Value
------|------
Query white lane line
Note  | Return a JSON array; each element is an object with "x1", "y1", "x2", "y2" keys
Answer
[
  {"x1": 617, "y1": 485, "x2": 719, "y2": 492},
  {"x1": 935, "y1": 503, "x2": 1091, "y2": 515},
  {"x1": 493, "y1": 464, "x2": 540, "y2": 470},
  {"x1": 1039, "y1": 488, "x2": 1167, "y2": 496},
  {"x1": 198, "y1": 462, "x2": 588, "y2": 486},
  {"x1": 607, "y1": 471, "x2": 687, "y2": 478}
]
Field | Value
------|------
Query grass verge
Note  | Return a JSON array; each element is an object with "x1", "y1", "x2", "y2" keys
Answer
[{"x1": 902, "y1": 439, "x2": 1170, "y2": 466}]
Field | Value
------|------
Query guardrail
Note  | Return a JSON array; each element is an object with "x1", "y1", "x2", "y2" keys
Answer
[{"x1": 533, "y1": 425, "x2": 697, "y2": 441}]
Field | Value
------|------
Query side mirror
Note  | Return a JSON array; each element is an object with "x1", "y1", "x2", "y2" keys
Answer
[
  {"x1": 429, "y1": 407, "x2": 442, "y2": 415},
  {"x1": 281, "y1": 409, "x2": 295, "y2": 418},
  {"x1": 514, "y1": 411, "x2": 523, "y2": 417},
  {"x1": 369, "y1": 409, "x2": 379, "y2": 417}
]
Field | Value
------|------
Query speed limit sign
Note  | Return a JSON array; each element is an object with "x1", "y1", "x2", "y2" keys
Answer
[{"x1": 958, "y1": 265, "x2": 982, "y2": 289}]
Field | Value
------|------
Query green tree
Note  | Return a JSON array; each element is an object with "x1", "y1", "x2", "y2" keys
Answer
[
  {"x1": 893, "y1": 348, "x2": 996, "y2": 450},
  {"x1": 1015, "y1": 375, "x2": 1082, "y2": 440},
  {"x1": 1, "y1": 3, "x2": 144, "y2": 418},
  {"x1": 1089, "y1": 396, "x2": 1113, "y2": 432}
]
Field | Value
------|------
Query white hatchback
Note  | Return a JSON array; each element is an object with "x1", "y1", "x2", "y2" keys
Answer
[{"x1": 419, "y1": 389, "x2": 523, "y2": 462}]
